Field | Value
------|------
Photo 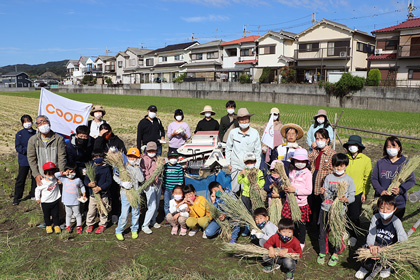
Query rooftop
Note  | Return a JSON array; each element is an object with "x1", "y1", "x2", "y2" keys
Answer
[
  {"x1": 372, "y1": 18, "x2": 420, "y2": 33},
  {"x1": 367, "y1": 53, "x2": 397, "y2": 60},
  {"x1": 221, "y1": 35, "x2": 260, "y2": 46},
  {"x1": 145, "y1": 42, "x2": 198, "y2": 55}
]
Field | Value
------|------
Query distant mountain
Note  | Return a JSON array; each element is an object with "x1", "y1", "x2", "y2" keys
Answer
[{"x1": 0, "y1": 60, "x2": 68, "y2": 79}]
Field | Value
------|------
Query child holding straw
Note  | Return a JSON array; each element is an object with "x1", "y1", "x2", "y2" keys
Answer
[
  {"x1": 355, "y1": 195, "x2": 407, "y2": 279},
  {"x1": 84, "y1": 151, "x2": 112, "y2": 234},
  {"x1": 250, "y1": 207, "x2": 278, "y2": 247},
  {"x1": 113, "y1": 148, "x2": 144, "y2": 240},
  {"x1": 318, "y1": 153, "x2": 355, "y2": 267},
  {"x1": 371, "y1": 136, "x2": 416, "y2": 220},
  {"x1": 184, "y1": 184, "x2": 212, "y2": 237},
  {"x1": 263, "y1": 218, "x2": 302, "y2": 280},
  {"x1": 163, "y1": 150, "x2": 184, "y2": 219},
  {"x1": 264, "y1": 160, "x2": 283, "y2": 205},
  {"x1": 167, "y1": 185, "x2": 189, "y2": 236}
]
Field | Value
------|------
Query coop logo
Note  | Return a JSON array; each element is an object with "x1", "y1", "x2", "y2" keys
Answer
[{"x1": 45, "y1": 104, "x2": 84, "y2": 124}]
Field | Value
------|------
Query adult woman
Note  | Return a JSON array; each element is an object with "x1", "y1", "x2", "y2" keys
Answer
[
  {"x1": 261, "y1": 107, "x2": 283, "y2": 174},
  {"x1": 88, "y1": 105, "x2": 107, "y2": 139},
  {"x1": 344, "y1": 135, "x2": 372, "y2": 246},
  {"x1": 306, "y1": 109, "x2": 334, "y2": 152},
  {"x1": 371, "y1": 136, "x2": 415, "y2": 219},
  {"x1": 167, "y1": 109, "x2": 191, "y2": 154},
  {"x1": 194, "y1": 105, "x2": 219, "y2": 133}
]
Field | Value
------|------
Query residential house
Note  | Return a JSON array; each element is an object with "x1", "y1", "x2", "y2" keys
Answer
[
  {"x1": 180, "y1": 40, "x2": 223, "y2": 81},
  {"x1": 255, "y1": 30, "x2": 297, "y2": 83},
  {"x1": 94, "y1": 56, "x2": 116, "y2": 84},
  {"x1": 65, "y1": 60, "x2": 79, "y2": 84},
  {"x1": 139, "y1": 41, "x2": 199, "y2": 83},
  {"x1": 79, "y1": 56, "x2": 94, "y2": 76},
  {"x1": 1, "y1": 72, "x2": 32, "y2": 88},
  {"x1": 115, "y1": 47, "x2": 152, "y2": 84},
  {"x1": 220, "y1": 35, "x2": 260, "y2": 82},
  {"x1": 294, "y1": 19, "x2": 375, "y2": 83},
  {"x1": 368, "y1": 17, "x2": 420, "y2": 87}
]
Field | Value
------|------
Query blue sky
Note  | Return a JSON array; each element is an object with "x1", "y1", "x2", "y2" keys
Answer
[{"x1": 0, "y1": 0, "x2": 412, "y2": 66}]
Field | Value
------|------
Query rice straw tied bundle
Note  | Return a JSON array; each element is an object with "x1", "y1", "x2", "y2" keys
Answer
[
  {"x1": 247, "y1": 168, "x2": 265, "y2": 211},
  {"x1": 137, "y1": 156, "x2": 166, "y2": 204},
  {"x1": 275, "y1": 161, "x2": 302, "y2": 222},
  {"x1": 204, "y1": 199, "x2": 232, "y2": 241},
  {"x1": 268, "y1": 175, "x2": 283, "y2": 227},
  {"x1": 85, "y1": 162, "x2": 108, "y2": 215},
  {"x1": 222, "y1": 243, "x2": 300, "y2": 260},
  {"x1": 327, "y1": 181, "x2": 350, "y2": 248},
  {"x1": 105, "y1": 152, "x2": 140, "y2": 208}
]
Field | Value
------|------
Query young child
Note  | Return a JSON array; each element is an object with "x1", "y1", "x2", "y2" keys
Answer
[
  {"x1": 250, "y1": 207, "x2": 278, "y2": 247},
  {"x1": 35, "y1": 162, "x2": 62, "y2": 234},
  {"x1": 184, "y1": 184, "x2": 212, "y2": 237},
  {"x1": 263, "y1": 218, "x2": 303, "y2": 280},
  {"x1": 114, "y1": 148, "x2": 144, "y2": 240},
  {"x1": 167, "y1": 185, "x2": 189, "y2": 236},
  {"x1": 283, "y1": 148, "x2": 312, "y2": 250},
  {"x1": 140, "y1": 142, "x2": 162, "y2": 234},
  {"x1": 264, "y1": 160, "x2": 283, "y2": 205},
  {"x1": 163, "y1": 150, "x2": 184, "y2": 220},
  {"x1": 84, "y1": 151, "x2": 112, "y2": 234},
  {"x1": 205, "y1": 181, "x2": 241, "y2": 243},
  {"x1": 55, "y1": 163, "x2": 86, "y2": 234},
  {"x1": 318, "y1": 153, "x2": 356, "y2": 266},
  {"x1": 355, "y1": 195, "x2": 408, "y2": 279}
]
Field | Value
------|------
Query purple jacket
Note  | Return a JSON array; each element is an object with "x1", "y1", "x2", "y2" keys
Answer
[
  {"x1": 371, "y1": 155, "x2": 416, "y2": 209},
  {"x1": 167, "y1": 121, "x2": 191, "y2": 149}
]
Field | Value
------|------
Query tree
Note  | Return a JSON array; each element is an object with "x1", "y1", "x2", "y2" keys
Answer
[
  {"x1": 366, "y1": 68, "x2": 381, "y2": 86},
  {"x1": 259, "y1": 67, "x2": 271, "y2": 83},
  {"x1": 280, "y1": 66, "x2": 296, "y2": 84},
  {"x1": 173, "y1": 73, "x2": 187, "y2": 83},
  {"x1": 319, "y1": 73, "x2": 365, "y2": 106},
  {"x1": 239, "y1": 74, "x2": 251, "y2": 84}
]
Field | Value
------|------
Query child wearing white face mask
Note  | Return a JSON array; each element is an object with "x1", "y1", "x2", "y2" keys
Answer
[
  {"x1": 355, "y1": 195, "x2": 407, "y2": 279},
  {"x1": 166, "y1": 185, "x2": 189, "y2": 236},
  {"x1": 162, "y1": 150, "x2": 184, "y2": 221},
  {"x1": 88, "y1": 105, "x2": 107, "y2": 139},
  {"x1": 167, "y1": 109, "x2": 191, "y2": 154}
]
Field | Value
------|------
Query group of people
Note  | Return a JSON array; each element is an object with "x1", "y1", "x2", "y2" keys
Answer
[{"x1": 13, "y1": 101, "x2": 416, "y2": 280}]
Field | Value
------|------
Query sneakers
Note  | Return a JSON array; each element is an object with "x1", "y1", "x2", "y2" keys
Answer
[
  {"x1": 202, "y1": 232, "x2": 207, "y2": 239},
  {"x1": 153, "y1": 223, "x2": 161, "y2": 229},
  {"x1": 86, "y1": 225, "x2": 94, "y2": 233},
  {"x1": 355, "y1": 267, "x2": 368, "y2": 279},
  {"x1": 188, "y1": 230, "x2": 198, "y2": 236},
  {"x1": 348, "y1": 237, "x2": 357, "y2": 247},
  {"x1": 132, "y1": 231, "x2": 138, "y2": 239},
  {"x1": 380, "y1": 268, "x2": 391, "y2": 278},
  {"x1": 116, "y1": 233, "x2": 124, "y2": 241},
  {"x1": 262, "y1": 264, "x2": 280, "y2": 273},
  {"x1": 300, "y1": 243, "x2": 305, "y2": 250},
  {"x1": 65, "y1": 226, "x2": 72, "y2": 233},
  {"x1": 12, "y1": 201, "x2": 19, "y2": 206},
  {"x1": 95, "y1": 225, "x2": 105, "y2": 234},
  {"x1": 328, "y1": 255, "x2": 339, "y2": 267},
  {"x1": 46, "y1": 226, "x2": 53, "y2": 234},
  {"x1": 37, "y1": 222, "x2": 46, "y2": 228},
  {"x1": 76, "y1": 226, "x2": 83, "y2": 234},
  {"x1": 142, "y1": 227, "x2": 153, "y2": 234},
  {"x1": 285, "y1": 272, "x2": 294, "y2": 280},
  {"x1": 317, "y1": 253, "x2": 326, "y2": 265},
  {"x1": 230, "y1": 238, "x2": 237, "y2": 243},
  {"x1": 54, "y1": 226, "x2": 61, "y2": 234},
  {"x1": 179, "y1": 227, "x2": 187, "y2": 236},
  {"x1": 171, "y1": 226, "x2": 179, "y2": 235}
]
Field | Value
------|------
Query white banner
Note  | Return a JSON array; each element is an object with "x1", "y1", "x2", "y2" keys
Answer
[
  {"x1": 38, "y1": 88, "x2": 92, "y2": 136},
  {"x1": 261, "y1": 113, "x2": 275, "y2": 149}
]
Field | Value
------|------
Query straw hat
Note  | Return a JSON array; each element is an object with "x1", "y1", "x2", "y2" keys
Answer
[
  {"x1": 280, "y1": 123, "x2": 304, "y2": 140},
  {"x1": 90, "y1": 105, "x2": 106, "y2": 116},
  {"x1": 270, "y1": 107, "x2": 280, "y2": 114},
  {"x1": 236, "y1": 108, "x2": 254, "y2": 118},
  {"x1": 200, "y1": 105, "x2": 215, "y2": 115}
]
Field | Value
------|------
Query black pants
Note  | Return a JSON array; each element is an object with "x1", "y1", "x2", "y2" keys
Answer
[
  {"x1": 295, "y1": 221, "x2": 307, "y2": 245},
  {"x1": 110, "y1": 181, "x2": 121, "y2": 218},
  {"x1": 41, "y1": 200, "x2": 60, "y2": 227},
  {"x1": 241, "y1": 195, "x2": 252, "y2": 214},
  {"x1": 308, "y1": 170, "x2": 322, "y2": 225},
  {"x1": 14, "y1": 165, "x2": 36, "y2": 202},
  {"x1": 347, "y1": 193, "x2": 362, "y2": 237},
  {"x1": 319, "y1": 210, "x2": 340, "y2": 255}
]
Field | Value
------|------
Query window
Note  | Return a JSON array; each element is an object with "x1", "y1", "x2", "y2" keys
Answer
[
  {"x1": 240, "y1": 48, "x2": 253, "y2": 56},
  {"x1": 385, "y1": 40, "x2": 398, "y2": 50},
  {"x1": 191, "y1": 53, "x2": 203, "y2": 60},
  {"x1": 410, "y1": 37, "x2": 420, "y2": 56},
  {"x1": 207, "y1": 52, "x2": 217, "y2": 59},
  {"x1": 130, "y1": 59, "x2": 135, "y2": 66},
  {"x1": 146, "y1": 59, "x2": 153, "y2": 66},
  {"x1": 138, "y1": 59, "x2": 144, "y2": 66},
  {"x1": 159, "y1": 56, "x2": 167, "y2": 62},
  {"x1": 174, "y1": 55, "x2": 180, "y2": 60},
  {"x1": 260, "y1": 45, "x2": 275, "y2": 55},
  {"x1": 408, "y1": 69, "x2": 420, "y2": 80},
  {"x1": 327, "y1": 42, "x2": 335, "y2": 56},
  {"x1": 226, "y1": 48, "x2": 237, "y2": 56},
  {"x1": 118, "y1": 61, "x2": 123, "y2": 68},
  {"x1": 357, "y1": 42, "x2": 364, "y2": 52},
  {"x1": 299, "y1": 43, "x2": 319, "y2": 52}
]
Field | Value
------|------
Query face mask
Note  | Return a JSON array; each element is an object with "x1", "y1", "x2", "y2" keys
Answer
[
  {"x1": 256, "y1": 221, "x2": 267, "y2": 229},
  {"x1": 38, "y1": 124, "x2": 50, "y2": 134},
  {"x1": 147, "y1": 153, "x2": 156, "y2": 158},
  {"x1": 127, "y1": 159, "x2": 136, "y2": 166},
  {"x1": 335, "y1": 169, "x2": 345, "y2": 176},
  {"x1": 316, "y1": 140, "x2": 326, "y2": 149},
  {"x1": 295, "y1": 162, "x2": 306, "y2": 170},
  {"x1": 215, "y1": 190, "x2": 222, "y2": 198},
  {"x1": 387, "y1": 148, "x2": 399, "y2": 157},
  {"x1": 204, "y1": 112, "x2": 211, "y2": 118},
  {"x1": 246, "y1": 164, "x2": 255, "y2": 169},
  {"x1": 66, "y1": 173, "x2": 76, "y2": 179},
  {"x1": 23, "y1": 122, "x2": 32, "y2": 129},
  {"x1": 348, "y1": 145, "x2": 358, "y2": 154},
  {"x1": 278, "y1": 233, "x2": 293, "y2": 243},
  {"x1": 174, "y1": 194, "x2": 183, "y2": 201},
  {"x1": 317, "y1": 117, "x2": 325, "y2": 124},
  {"x1": 379, "y1": 211, "x2": 394, "y2": 220},
  {"x1": 272, "y1": 114, "x2": 279, "y2": 121},
  {"x1": 169, "y1": 158, "x2": 178, "y2": 165},
  {"x1": 239, "y1": 123, "x2": 249, "y2": 130},
  {"x1": 45, "y1": 176, "x2": 55, "y2": 181},
  {"x1": 94, "y1": 112, "x2": 103, "y2": 119},
  {"x1": 175, "y1": 115, "x2": 182, "y2": 121},
  {"x1": 76, "y1": 138, "x2": 88, "y2": 146},
  {"x1": 190, "y1": 195, "x2": 196, "y2": 201},
  {"x1": 93, "y1": 158, "x2": 104, "y2": 164},
  {"x1": 148, "y1": 112, "x2": 156, "y2": 119},
  {"x1": 227, "y1": 108, "x2": 235, "y2": 115}
]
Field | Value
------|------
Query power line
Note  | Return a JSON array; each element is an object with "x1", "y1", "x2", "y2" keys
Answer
[
  {"x1": 247, "y1": 14, "x2": 312, "y2": 27},
  {"x1": 248, "y1": 21, "x2": 313, "y2": 34},
  {"x1": 331, "y1": 9, "x2": 403, "y2": 21}
]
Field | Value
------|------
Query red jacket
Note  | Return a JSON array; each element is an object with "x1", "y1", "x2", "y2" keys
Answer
[{"x1": 264, "y1": 234, "x2": 302, "y2": 258}]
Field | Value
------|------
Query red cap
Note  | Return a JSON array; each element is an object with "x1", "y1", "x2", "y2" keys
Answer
[{"x1": 42, "y1": 162, "x2": 57, "y2": 171}]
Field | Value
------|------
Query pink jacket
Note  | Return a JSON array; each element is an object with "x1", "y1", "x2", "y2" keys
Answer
[
  {"x1": 140, "y1": 155, "x2": 161, "y2": 185},
  {"x1": 288, "y1": 168, "x2": 312, "y2": 207}
]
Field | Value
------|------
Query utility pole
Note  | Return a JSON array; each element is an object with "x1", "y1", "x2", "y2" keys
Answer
[
  {"x1": 105, "y1": 46, "x2": 112, "y2": 56},
  {"x1": 312, "y1": 12, "x2": 318, "y2": 25},
  {"x1": 408, "y1": 0, "x2": 417, "y2": 19},
  {"x1": 243, "y1": 25, "x2": 250, "y2": 37}
]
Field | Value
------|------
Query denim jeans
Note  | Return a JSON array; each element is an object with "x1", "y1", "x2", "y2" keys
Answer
[
  {"x1": 205, "y1": 220, "x2": 240, "y2": 240},
  {"x1": 115, "y1": 193, "x2": 140, "y2": 234},
  {"x1": 163, "y1": 188, "x2": 173, "y2": 216},
  {"x1": 157, "y1": 145, "x2": 162, "y2": 156},
  {"x1": 142, "y1": 185, "x2": 161, "y2": 229}
]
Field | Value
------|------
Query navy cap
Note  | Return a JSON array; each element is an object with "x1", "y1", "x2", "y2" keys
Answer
[
  {"x1": 148, "y1": 105, "x2": 157, "y2": 112},
  {"x1": 174, "y1": 109, "x2": 183, "y2": 115},
  {"x1": 168, "y1": 149, "x2": 179, "y2": 157}
]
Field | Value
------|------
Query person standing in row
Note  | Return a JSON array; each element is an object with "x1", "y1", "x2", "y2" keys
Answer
[
  {"x1": 137, "y1": 105, "x2": 165, "y2": 156},
  {"x1": 195, "y1": 105, "x2": 219, "y2": 133},
  {"x1": 306, "y1": 109, "x2": 334, "y2": 153},
  {"x1": 88, "y1": 105, "x2": 107, "y2": 139},
  {"x1": 219, "y1": 100, "x2": 238, "y2": 143},
  {"x1": 167, "y1": 109, "x2": 191, "y2": 154}
]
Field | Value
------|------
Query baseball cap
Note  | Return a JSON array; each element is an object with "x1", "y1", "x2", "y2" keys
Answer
[{"x1": 148, "y1": 105, "x2": 157, "y2": 112}]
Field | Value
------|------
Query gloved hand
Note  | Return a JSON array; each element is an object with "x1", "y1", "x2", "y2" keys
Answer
[
  {"x1": 122, "y1": 181, "x2": 132, "y2": 190},
  {"x1": 250, "y1": 229, "x2": 257, "y2": 236},
  {"x1": 255, "y1": 232, "x2": 264, "y2": 239}
]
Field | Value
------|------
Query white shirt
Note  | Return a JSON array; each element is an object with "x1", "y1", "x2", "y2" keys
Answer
[
  {"x1": 169, "y1": 199, "x2": 189, "y2": 217},
  {"x1": 35, "y1": 179, "x2": 62, "y2": 203},
  {"x1": 276, "y1": 142, "x2": 300, "y2": 162},
  {"x1": 89, "y1": 120, "x2": 105, "y2": 138}
]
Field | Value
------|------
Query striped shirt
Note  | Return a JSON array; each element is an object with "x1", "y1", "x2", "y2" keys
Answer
[{"x1": 162, "y1": 163, "x2": 184, "y2": 190}]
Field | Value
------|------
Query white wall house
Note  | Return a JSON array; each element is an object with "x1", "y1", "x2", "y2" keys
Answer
[{"x1": 65, "y1": 60, "x2": 79, "y2": 85}]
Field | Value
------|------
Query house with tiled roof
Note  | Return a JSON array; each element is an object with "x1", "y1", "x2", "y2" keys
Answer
[
  {"x1": 220, "y1": 35, "x2": 260, "y2": 82},
  {"x1": 94, "y1": 55, "x2": 116, "y2": 83},
  {"x1": 295, "y1": 19, "x2": 375, "y2": 83},
  {"x1": 115, "y1": 47, "x2": 152, "y2": 84},
  {"x1": 368, "y1": 17, "x2": 420, "y2": 87},
  {"x1": 0, "y1": 72, "x2": 32, "y2": 88}
]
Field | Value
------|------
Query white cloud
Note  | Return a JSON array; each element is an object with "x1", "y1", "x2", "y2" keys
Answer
[{"x1": 181, "y1": 14, "x2": 230, "y2": 23}]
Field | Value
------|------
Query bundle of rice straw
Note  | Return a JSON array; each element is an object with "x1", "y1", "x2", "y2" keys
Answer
[
  {"x1": 327, "y1": 181, "x2": 350, "y2": 248},
  {"x1": 137, "y1": 156, "x2": 166, "y2": 204},
  {"x1": 247, "y1": 168, "x2": 265, "y2": 211},
  {"x1": 85, "y1": 162, "x2": 108, "y2": 215},
  {"x1": 222, "y1": 243, "x2": 300, "y2": 260},
  {"x1": 269, "y1": 180, "x2": 283, "y2": 227},
  {"x1": 204, "y1": 199, "x2": 232, "y2": 241},
  {"x1": 219, "y1": 192, "x2": 262, "y2": 232},
  {"x1": 105, "y1": 152, "x2": 140, "y2": 208},
  {"x1": 275, "y1": 161, "x2": 301, "y2": 222}
]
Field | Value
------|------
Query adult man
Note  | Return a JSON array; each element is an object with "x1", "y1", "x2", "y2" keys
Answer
[
  {"x1": 194, "y1": 105, "x2": 219, "y2": 133},
  {"x1": 225, "y1": 108, "x2": 261, "y2": 193},
  {"x1": 66, "y1": 125, "x2": 94, "y2": 175},
  {"x1": 219, "y1": 100, "x2": 239, "y2": 143},
  {"x1": 27, "y1": 115, "x2": 66, "y2": 186},
  {"x1": 137, "y1": 105, "x2": 165, "y2": 156}
]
